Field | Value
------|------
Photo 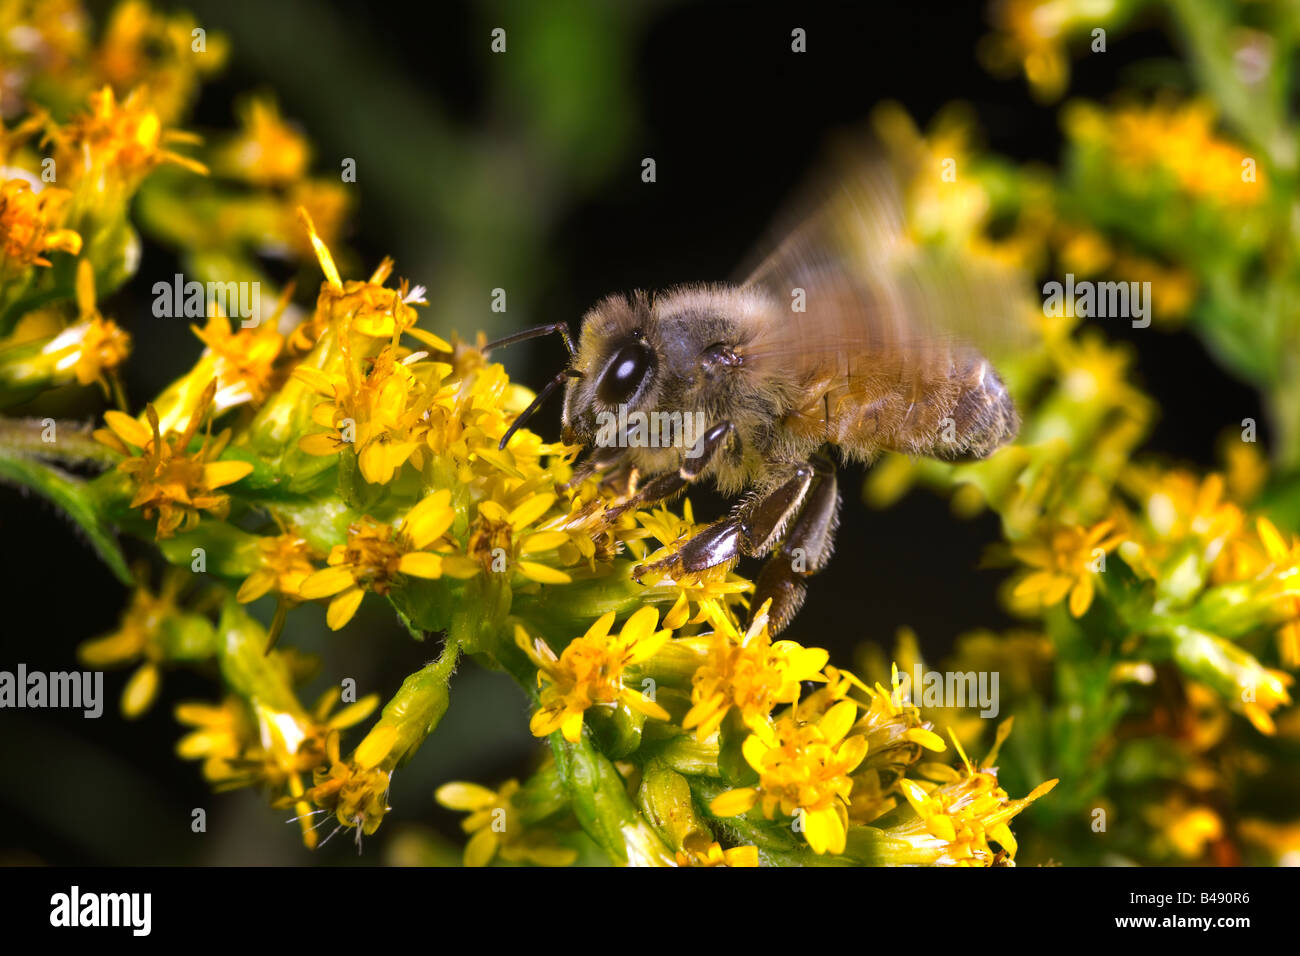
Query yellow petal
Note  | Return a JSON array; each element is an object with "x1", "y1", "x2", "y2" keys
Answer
[
  {"x1": 326, "y1": 587, "x2": 365, "y2": 630},
  {"x1": 203, "y1": 460, "x2": 254, "y2": 488},
  {"x1": 819, "y1": 699, "x2": 858, "y2": 745},
  {"x1": 518, "y1": 531, "x2": 570, "y2": 555},
  {"x1": 1068, "y1": 576, "x2": 1094, "y2": 617},
  {"x1": 622, "y1": 689, "x2": 670, "y2": 721},
  {"x1": 516, "y1": 561, "x2": 572, "y2": 584},
  {"x1": 298, "y1": 431, "x2": 343, "y2": 456},
  {"x1": 354, "y1": 725, "x2": 398, "y2": 769},
  {"x1": 404, "y1": 489, "x2": 454, "y2": 547},
  {"x1": 741, "y1": 733, "x2": 769, "y2": 773},
  {"x1": 618, "y1": 605, "x2": 660, "y2": 647},
  {"x1": 236, "y1": 569, "x2": 275, "y2": 603},
  {"x1": 435, "y1": 782, "x2": 496, "y2": 811},
  {"x1": 508, "y1": 493, "x2": 555, "y2": 530},
  {"x1": 803, "y1": 806, "x2": 845, "y2": 855},
  {"x1": 123, "y1": 663, "x2": 160, "y2": 718},
  {"x1": 709, "y1": 788, "x2": 758, "y2": 817},
  {"x1": 104, "y1": 410, "x2": 152, "y2": 448},
  {"x1": 464, "y1": 827, "x2": 498, "y2": 868},
  {"x1": 299, "y1": 566, "x2": 356, "y2": 599},
  {"x1": 398, "y1": 551, "x2": 444, "y2": 578}
]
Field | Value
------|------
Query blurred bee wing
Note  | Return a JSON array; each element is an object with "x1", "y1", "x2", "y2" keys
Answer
[{"x1": 737, "y1": 147, "x2": 1035, "y2": 366}]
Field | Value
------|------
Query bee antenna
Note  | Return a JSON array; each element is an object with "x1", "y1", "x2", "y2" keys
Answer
[
  {"x1": 498, "y1": 368, "x2": 583, "y2": 451},
  {"x1": 482, "y1": 321, "x2": 575, "y2": 358}
]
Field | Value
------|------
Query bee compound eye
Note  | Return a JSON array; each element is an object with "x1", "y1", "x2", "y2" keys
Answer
[{"x1": 597, "y1": 341, "x2": 653, "y2": 404}]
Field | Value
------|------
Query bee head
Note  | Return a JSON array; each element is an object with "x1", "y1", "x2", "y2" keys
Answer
[{"x1": 561, "y1": 292, "x2": 664, "y2": 447}]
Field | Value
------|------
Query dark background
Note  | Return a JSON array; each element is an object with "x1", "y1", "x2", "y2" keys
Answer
[{"x1": 0, "y1": 0, "x2": 1264, "y2": 864}]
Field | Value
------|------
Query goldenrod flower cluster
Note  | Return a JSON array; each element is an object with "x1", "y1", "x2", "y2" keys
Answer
[{"x1": 2, "y1": 0, "x2": 1296, "y2": 869}]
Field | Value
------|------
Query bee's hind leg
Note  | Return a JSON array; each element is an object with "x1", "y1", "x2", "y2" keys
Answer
[{"x1": 751, "y1": 456, "x2": 840, "y2": 634}]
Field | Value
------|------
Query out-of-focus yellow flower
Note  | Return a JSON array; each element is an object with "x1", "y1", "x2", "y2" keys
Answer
[
  {"x1": 0, "y1": 177, "x2": 82, "y2": 274},
  {"x1": 95, "y1": 1, "x2": 227, "y2": 122},
  {"x1": 1146, "y1": 797, "x2": 1224, "y2": 860},
  {"x1": 1253, "y1": 518, "x2": 1300, "y2": 668},
  {"x1": 709, "y1": 700, "x2": 867, "y2": 855},
  {"x1": 1011, "y1": 517, "x2": 1126, "y2": 616},
  {"x1": 1240, "y1": 819, "x2": 1300, "y2": 866},
  {"x1": 179, "y1": 686, "x2": 376, "y2": 848},
  {"x1": 214, "y1": 96, "x2": 310, "y2": 187},
  {"x1": 52, "y1": 85, "x2": 207, "y2": 196},
  {"x1": 681, "y1": 599, "x2": 829, "y2": 741},
  {"x1": 174, "y1": 695, "x2": 251, "y2": 782},
  {"x1": 436, "y1": 779, "x2": 578, "y2": 867},
  {"x1": 93, "y1": 379, "x2": 253, "y2": 539},
  {"x1": 980, "y1": 0, "x2": 1088, "y2": 101},
  {"x1": 1065, "y1": 98, "x2": 1264, "y2": 205},
  {"x1": 518, "y1": 607, "x2": 672, "y2": 743},
  {"x1": 297, "y1": 490, "x2": 456, "y2": 629},
  {"x1": 675, "y1": 842, "x2": 759, "y2": 867},
  {"x1": 1222, "y1": 438, "x2": 1267, "y2": 506},
  {"x1": 77, "y1": 571, "x2": 187, "y2": 717},
  {"x1": 236, "y1": 532, "x2": 320, "y2": 605}
]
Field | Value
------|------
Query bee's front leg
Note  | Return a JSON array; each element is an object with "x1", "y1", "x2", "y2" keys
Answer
[
  {"x1": 632, "y1": 457, "x2": 827, "y2": 592},
  {"x1": 602, "y1": 421, "x2": 737, "y2": 520}
]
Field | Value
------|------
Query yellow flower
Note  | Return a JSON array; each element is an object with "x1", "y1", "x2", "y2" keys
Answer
[
  {"x1": 1145, "y1": 797, "x2": 1224, "y2": 860},
  {"x1": 980, "y1": 0, "x2": 1075, "y2": 101},
  {"x1": 436, "y1": 779, "x2": 578, "y2": 867},
  {"x1": 294, "y1": 208, "x2": 436, "y2": 345},
  {"x1": 236, "y1": 533, "x2": 320, "y2": 604},
  {"x1": 95, "y1": 1, "x2": 227, "y2": 122},
  {"x1": 174, "y1": 695, "x2": 253, "y2": 783},
  {"x1": 52, "y1": 86, "x2": 207, "y2": 193},
  {"x1": 709, "y1": 700, "x2": 868, "y2": 855},
  {"x1": 518, "y1": 606, "x2": 672, "y2": 743},
  {"x1": 77, "y1": 571, "x2": 186, "y2": 717},
  {"x1": 191, "y1": 312, "x2": 284, "y2": 408},
  {"x1": 675, "y1": 842, "x2": 759, "y2": 867},
  {"x1": 1065, "y1": 98, "x2": 1264, "y2": 205},
  {"x1": 1011, "y1": 518, "x2": 1126, "y2": 617},
  {"x1": 682, "y1": 599, "x2": 829, "y2": 741},
  {"x1": 93, "y1": 379, "x2": 254, "y2": 539},
  {"x1": 440, "y1": 492, "x2": 576, "y2": 584},
  {"x1": 214, "y1": 96, "x2": 311, "y2": 187},
  {"x1": 887, "y1": 728, "x2": 1057, "y2": 866},
  {"x1": 844, "y1": 667, "x2": 947, "y2": 821},
  {"x1": 296, "y1": 342, "x2": 446, "y2": 485},
  {"x1": 182, "y1": 687, "x2": 377, "y2": 848},
  {"x1": 30, "y1": 258, "x2": 130, "y2": 402},
  {"x1": 296, "y1": 489, "x2": 456, "y2": 629},
  {"x1": 305, "y1": 728, "x2": 393, "y2": 846},
  {"x1": 0, "y1": 177, "x2": 82, "y2": 275},
  {"x1": 1250, "y1": 517, "x2": 1300, "y2": 668}
]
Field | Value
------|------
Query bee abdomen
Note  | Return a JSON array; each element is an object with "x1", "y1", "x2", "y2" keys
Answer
[{"x1": 928, "y1": 359, "x2": 1019, "y2": 462}]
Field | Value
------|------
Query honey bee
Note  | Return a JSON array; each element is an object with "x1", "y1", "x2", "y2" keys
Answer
[{"x1": 497, "y1": 149, "x2": 1032, "y2": 633}]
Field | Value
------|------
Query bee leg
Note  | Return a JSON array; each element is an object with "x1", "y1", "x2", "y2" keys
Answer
[
  {"x1": 633, "y1": 459, "x2": 818, "y2": 582},
  {"x1": 751, "y1": 457, "x2": 840, "y2": 634},
  {"x1": 605, "y1": 421, "x2": 737, "y2": 522},
  {"x1": 561, "y1": 441, "x2": 628, "y2": 492}
]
